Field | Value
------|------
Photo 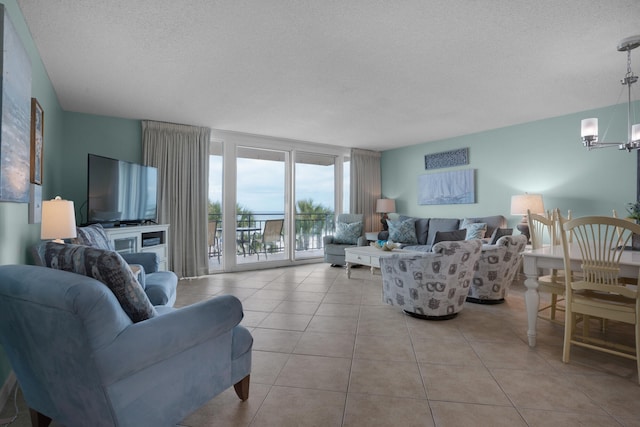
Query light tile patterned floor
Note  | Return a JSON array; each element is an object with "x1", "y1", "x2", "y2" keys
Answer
[{"x1": 2, "y1": 264, "x2": 640, "y2": 426}]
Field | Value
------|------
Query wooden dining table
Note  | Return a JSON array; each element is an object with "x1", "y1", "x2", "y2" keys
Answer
[{"x1": 521, "y1": 244, "x2": 640, "y2": 347}]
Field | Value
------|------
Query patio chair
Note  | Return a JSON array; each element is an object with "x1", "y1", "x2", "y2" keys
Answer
[
  {"x1": 254, "y1": 219, "x2": 284, "y2": 260},
  {"x1": 208, "y1": 220, "x2": 220, "y2": 262}
]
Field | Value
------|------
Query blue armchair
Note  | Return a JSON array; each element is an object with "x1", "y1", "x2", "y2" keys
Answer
[
  {"x1": 323, "y1": 214, "x2": 367, "y2": 266},
  {"x1": 32, "y1": 223, "x2": 178, "y2": 307},
  {"x1": 0, "y1": 264, "x2": 252, "y2": 427}
]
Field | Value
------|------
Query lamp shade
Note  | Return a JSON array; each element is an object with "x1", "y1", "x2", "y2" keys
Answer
[
  {"x1": 510, "y1": 194, "x2": 544, "y2": 216},
  {"x1": 376, "y1": 198, "x2": 396, "y2": 213},
  {"x1": 41, "y1": 196, "x2": 77, "y2": 243}
]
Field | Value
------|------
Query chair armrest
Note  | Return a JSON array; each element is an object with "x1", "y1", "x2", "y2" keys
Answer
[
  {"x1": 323, "y1": 235, "x2": 334, "y2": 245},
  {"x1": 122, "y1": 252, "x2": 159, "y2": 273},
  {"x1": 357, "y1": 236, "x2": 367, "y2": 246},
  {"x1": 96, "y1": 295, "x2": 244, "y2": 384}
]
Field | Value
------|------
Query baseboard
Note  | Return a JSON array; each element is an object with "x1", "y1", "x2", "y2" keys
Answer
[{"x1": 0, "y1": 371, "x2": 16, "y2": 414}]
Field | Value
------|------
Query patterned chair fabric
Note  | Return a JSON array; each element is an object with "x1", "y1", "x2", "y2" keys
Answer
[
  {"x1": 466, "y1": 235, "x2": 528, "y2": 304},
  {"x1": 380, "y1": 239, "x2": 483, "y2": 319}
]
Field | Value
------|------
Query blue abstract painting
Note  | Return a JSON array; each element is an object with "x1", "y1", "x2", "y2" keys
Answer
[
  {"x1": 418, "y1": 169, "x2": 475, "y2": 205},
  {"x1": 0, "y1": 6, "x2": 32, "y2": 203}
]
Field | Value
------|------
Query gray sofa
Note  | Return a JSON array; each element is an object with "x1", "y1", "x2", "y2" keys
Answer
[{"x1": 379, "y1": 214, "x2": 508, "y2": 252}]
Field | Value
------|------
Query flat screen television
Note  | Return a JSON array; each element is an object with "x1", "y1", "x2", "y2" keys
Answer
[{"x1": 87, "y1": 154, "x2": 158, "y2": 225}]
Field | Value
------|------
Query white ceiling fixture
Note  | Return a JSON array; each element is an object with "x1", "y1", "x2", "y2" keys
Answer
[{"x1": 581, "y1": 35, "x2": 640, "y2": 151}]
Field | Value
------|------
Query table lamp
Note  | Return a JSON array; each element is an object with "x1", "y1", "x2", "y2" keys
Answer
[
  {"x1": 376, "y1": 198, "x2": 396, "y2": 231},
  {"x1": 510, "y1": 193, "x2": 544, "y2": 242},
  {"x1": 41, "y1": 196, "x2": 77, "y2": 244}
]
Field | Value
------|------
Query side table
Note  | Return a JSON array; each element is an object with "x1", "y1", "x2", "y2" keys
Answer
[{"x1": 365, "y1": 232, "x2": 379, "y2": 242}]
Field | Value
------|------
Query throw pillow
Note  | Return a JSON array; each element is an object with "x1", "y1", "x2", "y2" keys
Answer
[
  {"x1": 433, "y1": 229, "x2": 467, "y2": 245},
  {"x1": 73, "y1": 223, "x2": 114, "y2": 250},
  {"x1": 459, "y1": 217, "x2": 479, "y2": 230},
  {"x1": 333, "y1": 221, "x2": 363, "y2": 244},
  {"x1": 465, "y1": 222, "x2": 487, "y2": 240},
  {"x1": 490, "y1": 227, "x2": 513, "y2": 245},
  {"x1": 42, "y1": 242, "x2": 157, "y2": 323},
  {"x1": 388, "y1": 218, "x2": 418, "y2": 244}
]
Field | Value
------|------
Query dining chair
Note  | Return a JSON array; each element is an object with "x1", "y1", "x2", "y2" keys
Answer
[
  {"x1": 208, "y1": 220, "x2": 220, "y2": 262},
  {"x1": 528, "y1": 209, "x2": 565, "y2": 323},
  {"x1": 558, "y1": 215, "x2": 640, "y2": 384},
  {"x1": 255, "y1": 219, "x2": 284, "y2": 260}
]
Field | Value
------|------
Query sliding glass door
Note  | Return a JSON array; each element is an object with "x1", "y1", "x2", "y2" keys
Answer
[
  {"x1": 235, "y1": 147, "x2": 287, "y2": 266},
  {"x1": 294, "y1": 153, "x2": 335, "y2": 260}
]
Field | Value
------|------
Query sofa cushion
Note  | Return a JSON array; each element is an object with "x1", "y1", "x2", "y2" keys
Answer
[
  {"x1": 426, "y1": 218, "x2": 460, "y2": 246},
  {"x1": 72, "y1": 223, "x2": 114, "y2": 250},
  {"x1": 464, "y1": 222, "x2": 487, "y2": 240},
  {"x1": 398, "y1": 215, "x2": 429, "y2": 245},
  {"x1": 433, "y1": 229, "x2": 467, "y2": 245},
  {"x1": 388, "y1": 218, "x2": 418, "y2": 244},
  {"x1": 463, "y1": 215, "x2": 507, "y2": 240},
  {"x1": 489, "y1": 227, "x2": 513, "y2": 245},
  {"x1": 42, "y1": 242, "x2": 157, "y2": 323},
  {"x1": 333, "y1": 221, "x2": 362, "y2": 244}
]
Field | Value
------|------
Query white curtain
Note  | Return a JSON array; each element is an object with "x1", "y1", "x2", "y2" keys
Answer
[
  {"x1": 142, "y1": 120, "x2": 210, "y2": 278},
  {"x1": 350, "y1": 148, "x2": 382, "y2": 233}
]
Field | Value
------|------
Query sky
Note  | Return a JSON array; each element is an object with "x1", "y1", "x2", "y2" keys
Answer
[{"x1": 209, "y1": 156, "x2": 349, "y2": 214}]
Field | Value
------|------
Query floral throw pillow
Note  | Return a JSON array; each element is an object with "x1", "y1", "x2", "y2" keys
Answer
[
  {"x1": 388, "y1": 218, "x2": 418, "y2": 244},
  {"x1": 333, "y1": 221, "x2": 363, "y2": 244},
  {"x1": 42, "y1": 242, "x2": 157, "y2": 323},
  {"x1": 464, "y1": 222, "x2": 487, "y2": 240}
]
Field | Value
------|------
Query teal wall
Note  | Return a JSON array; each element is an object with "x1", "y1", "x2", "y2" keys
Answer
[
  {"x1": 0, "y1": 0, "x2": 66, "y2": 392},
  {"x1": 381, "y1": 102, "x2": 639, "y2": 229},
  {"x1": 61, "y1": 112, "x2": 141, "y2": 224}
]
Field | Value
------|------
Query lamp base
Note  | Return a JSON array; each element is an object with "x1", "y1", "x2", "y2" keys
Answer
[
  {"x1": 380, "y1": 214, "x2": 389, "y2": 231},
  {"x1": 516, "y1": 217, "x2": 530, "y2": 243}
]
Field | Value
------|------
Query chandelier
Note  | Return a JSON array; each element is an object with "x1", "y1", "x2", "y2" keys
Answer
[{"x1": 581, "y1": 35, "x2": 640, "y2": 151}]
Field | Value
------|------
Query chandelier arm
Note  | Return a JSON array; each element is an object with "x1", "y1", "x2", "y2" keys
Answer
[{"x1": 582, "y1": 35, "x2": 640, "y2": 152}]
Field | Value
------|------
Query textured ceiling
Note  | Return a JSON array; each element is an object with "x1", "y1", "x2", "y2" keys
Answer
[{"x1": 16, "y1": 0, "x2": 640, "y2": 151}]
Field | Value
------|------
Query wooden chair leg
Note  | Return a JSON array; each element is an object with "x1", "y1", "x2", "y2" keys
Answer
[
  {"x1": 29, "y1": 408, "x2": 52, "y2": 427},
  {"x1": 233, "y1": 375, "x2": 250, "y2": 401}
]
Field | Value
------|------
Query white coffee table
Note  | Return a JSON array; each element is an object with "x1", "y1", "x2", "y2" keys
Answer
[{"x1": 344, "y1": 246, "x2": 417, "y2": 278}]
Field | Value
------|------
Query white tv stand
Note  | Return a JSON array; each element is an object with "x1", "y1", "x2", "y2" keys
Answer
[{"x1": 102, "y1": 224, "x2": 170, "y2": 271}]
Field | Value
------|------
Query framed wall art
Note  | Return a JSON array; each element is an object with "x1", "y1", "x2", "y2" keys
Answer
[
  {"x1": 0, "y1": 5, "x2": 32, "y2": 202},
  {"x1": 30, "y1": 98, "x2": 44, "y2": 185},
  {"x1": 418, "y1": 169, "x2": 475, "y2": 205},
  {"x1": 424, "y1": 148, "x2": 469, "y2": 170}
]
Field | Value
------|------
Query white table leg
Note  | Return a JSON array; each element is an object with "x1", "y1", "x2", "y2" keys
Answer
[
  {"x1": 346, "y1": 262, "x2": 352, "y2": 279},
  {"x1": 522, "y1": 256, "x2": 540, "y2": 347}
]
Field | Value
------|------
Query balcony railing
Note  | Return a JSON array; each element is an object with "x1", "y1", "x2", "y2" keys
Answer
[{"x1": 208, "y1": 212, "x2": 336, "y2": 254}]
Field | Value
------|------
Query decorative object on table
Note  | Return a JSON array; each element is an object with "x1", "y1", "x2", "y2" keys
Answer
[
  {"x1": 370, "y1": 240, "x2": 398, "y2": 251},
  {"x1": 41, "y1": 196, "x2": 77, "y2": 243},
  {"x1": 418, "y1": 169, "x2": 475, "y2": 205},
  {"x1": 625, "y1": 201, "x2": 640, "y2": 249},
  {"x1": 30, "y1": 98, "x2": 44, "y2": 184},
  {"x1": 424, "y1": 148, "x2": 469, "y2": 169},
  {"x1": 0, "y1": 5, "x2": 32, "y2": 203},
  {"x1": 580, "y1": 34, "x2": 640, "y2": 151},
  {"x1": 376, "y1": 198, "x2": 396, "y2": 231},
  {"x1": 510, "y1": 193, "x2": 544, "y2": 242},
  {"x1": 28, "y1": 183, "x2": 42, "y2": 224}
]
